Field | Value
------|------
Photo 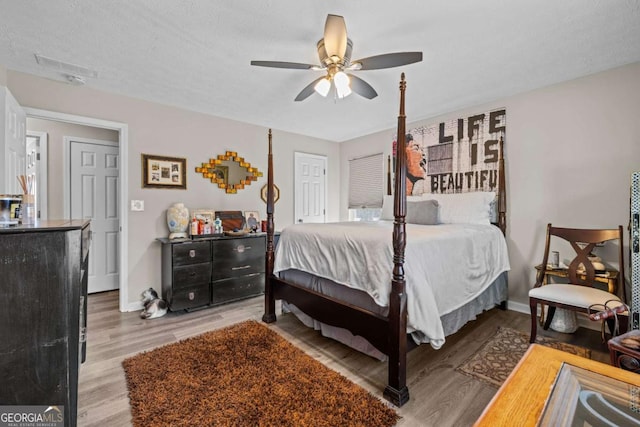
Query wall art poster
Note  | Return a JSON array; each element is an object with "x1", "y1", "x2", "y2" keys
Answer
[{"x1": 393, "y1": 109, "x2": 506, "y2": 195}]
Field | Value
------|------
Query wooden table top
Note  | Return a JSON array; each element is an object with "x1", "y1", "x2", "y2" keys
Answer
[{"x1": 474, "y1": 344, "x2": 640, "y2": 426}]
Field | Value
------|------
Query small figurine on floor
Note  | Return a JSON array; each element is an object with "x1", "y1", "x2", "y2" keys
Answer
[{"x1": 140, "y1": 287, "x2": 168, "y2": 319}]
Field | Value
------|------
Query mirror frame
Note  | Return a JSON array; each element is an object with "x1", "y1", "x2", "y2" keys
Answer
[{"x1": 195, "y1": 151, "x2": 263, "y2": 194}]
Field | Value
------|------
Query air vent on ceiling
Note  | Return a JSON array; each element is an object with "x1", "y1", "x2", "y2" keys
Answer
[{"x1": 34, "y1": 54, "x2": 98, "y2": 78}]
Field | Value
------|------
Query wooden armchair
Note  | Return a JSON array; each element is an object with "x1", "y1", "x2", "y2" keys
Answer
[{"x1": 529, "y1": 224, "x2": 626, "y2": 343}]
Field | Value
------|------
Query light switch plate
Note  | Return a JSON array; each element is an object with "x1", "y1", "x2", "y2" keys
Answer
[{"x1": 131, "y1": 200, "x2": 144, "y2": 211}]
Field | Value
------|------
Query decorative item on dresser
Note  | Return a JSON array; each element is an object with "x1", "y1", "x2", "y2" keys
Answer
[
  {"x1": 166, "y1": 202, "x2": 190, "y2": 240},
  {"x1": 245, "y1": 211, "x2": 260, "y2": 232},
  {"x1": 158, "y1": 233, "x2": 279, "y2": 312},
  {"x1": 0, "y1": 220, "x2": 91, "y2": 427}
]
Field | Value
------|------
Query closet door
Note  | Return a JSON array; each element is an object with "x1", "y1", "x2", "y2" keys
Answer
[{"x1": 1, "y1": 87, "x2": 26, "y2": 194}]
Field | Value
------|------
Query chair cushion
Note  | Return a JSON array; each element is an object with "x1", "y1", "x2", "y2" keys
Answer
[{"x1": 529, "y1": 284, "x2": 621, "y2": 308}]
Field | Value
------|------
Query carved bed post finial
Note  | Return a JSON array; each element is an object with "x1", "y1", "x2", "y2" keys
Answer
[
  {"x1": 263, "y1": 128, "x2": 276, "y2": 323},
  {"x1": 384, "y1": 73, "x2": 410, "y2": 407},
  {"x1": 498, "y1": 136, "x2": 506, "y2": 235}
]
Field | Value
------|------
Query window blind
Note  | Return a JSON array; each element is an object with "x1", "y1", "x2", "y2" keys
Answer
[{"x1": 348, "y1": 153, "x2": 383, "y2": 209}]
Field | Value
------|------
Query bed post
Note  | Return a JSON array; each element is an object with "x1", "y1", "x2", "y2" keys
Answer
[
  {"x1": 383, "y1": 73, "x2": 410, "y2": 407},
  {"x1": 498, "y1": 136, "x2": 506, "y2": 236},
  {"x1": 262, "y1": 129, "x2": 277, "y2": 323}
]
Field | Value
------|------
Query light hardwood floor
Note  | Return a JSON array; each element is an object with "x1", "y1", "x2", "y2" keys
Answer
[{"x1": 78, "y1": 291, "x2": 609, "y2": 427}]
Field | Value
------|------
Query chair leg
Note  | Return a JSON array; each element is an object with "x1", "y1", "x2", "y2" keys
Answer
[
  {"x1": 606, "y1": 318, "x2": 618, "y2": 337},
  {"x1": 529, "y1": 298, "x2": 538, "y2": 343},
  {"x1": 543, "y1": 306, "x2": 556, "y2": 330}
]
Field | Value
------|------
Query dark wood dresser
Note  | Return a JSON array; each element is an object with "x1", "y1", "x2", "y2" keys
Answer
[
  {"x1": 158, "y1": 233, "x2": 278, "y2": 311},
  {"x1": 0, "y1": 219, "x2": 90, "y2": 427}
]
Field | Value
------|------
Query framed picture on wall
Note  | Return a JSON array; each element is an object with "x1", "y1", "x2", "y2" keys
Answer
[{"x1": 142, "y1": 154, "x2": 187, "y2": 189}]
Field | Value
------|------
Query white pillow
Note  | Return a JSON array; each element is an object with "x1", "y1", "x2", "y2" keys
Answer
[
  {"x1": 380, "y1": 194, "x2": 424, "y2": 220},
  {"x1": 426, "y1": 192, "x2": 496, "y2": 225}
]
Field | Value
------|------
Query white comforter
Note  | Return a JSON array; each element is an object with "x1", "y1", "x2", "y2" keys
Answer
[{"x1": 273, "y1": 221, "x2": 510, "y2": 349}]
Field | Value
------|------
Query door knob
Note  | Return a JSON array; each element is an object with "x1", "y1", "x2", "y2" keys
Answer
[{"x1": 298, "y1": 219, "x2": 303, "y2": 223}]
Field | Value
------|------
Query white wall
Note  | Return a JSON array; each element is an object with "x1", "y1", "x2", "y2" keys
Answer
[
  {"x1": 340, "y1": 62, "x2": 640, "y2": 306},
  {"x1": 7, "y1": 70, "x2": 340, "y2": 309}
]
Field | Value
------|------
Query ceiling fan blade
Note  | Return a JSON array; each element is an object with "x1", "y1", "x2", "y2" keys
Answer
[
  {"x1": 250, "y1": 60, "x2": 317, "y2": 70},
  {"x1": 295, "y1": 76, "x2": 325, "y2": 102},
  {"x1": 351, "y1": 52, "x2": 423, "y2": 70},
  {"x1": 348, "y1": 74, "x2": 378, "y2": 99},
  {"x1": 323, "y1": 14, "x2": 348, "y2": 59}
]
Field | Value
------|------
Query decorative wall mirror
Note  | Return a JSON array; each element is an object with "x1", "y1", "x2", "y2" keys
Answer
[{"x1": 195, "y1": 151, "x2": 263, "y2": 194}]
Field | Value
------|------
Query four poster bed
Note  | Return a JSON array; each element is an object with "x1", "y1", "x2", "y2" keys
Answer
[{"x1": 262, "y1": 74, "x2": 508, "y2": 407}]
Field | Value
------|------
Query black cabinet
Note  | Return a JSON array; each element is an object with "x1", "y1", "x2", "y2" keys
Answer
[
  {"x1": 161, "y1": 240, "x2": 211, "y2": 311},
  {"x1": 159, "y1": 233, "x2": 276, "y2": 311},
  {"x1": 0, "y1": 220, "x2": 90, "y2": 427}
]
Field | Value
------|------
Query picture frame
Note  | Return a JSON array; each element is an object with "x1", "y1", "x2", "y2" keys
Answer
[
  {"x1": 142, "y1": 154, "x2": 187, "y2": 189},
  {"x1": 192, "y1": 209, "x2": 214, "y2": 225},
  {"x1": 244, "y1": 210, "x2": 260, "y2": 231}
]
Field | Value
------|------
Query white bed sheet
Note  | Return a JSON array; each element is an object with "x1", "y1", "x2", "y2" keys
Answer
[{"x1": 273, "y1": 221, "x2": 510, "y2": 349}]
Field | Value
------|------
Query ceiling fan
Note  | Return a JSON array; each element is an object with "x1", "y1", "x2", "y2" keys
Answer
[{"x1": 250, "y1": 14, "x2": 422, "y2": 101}]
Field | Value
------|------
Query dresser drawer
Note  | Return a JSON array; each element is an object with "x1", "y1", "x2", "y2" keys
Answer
[
  {"x1": 211, "y1": 273, "x2": 264, "y2": 306},
  {"x1": 173, "y1": 262, "x2": 211, "y2": 290},
  {"x1": 168, "y1": 283, "x2": 210, "y2": 311},
  {"x1": 211, "y1": 238, "x2": 265, "y2": 280},
  {"x1": 172, "y1": 241, "x2": 211, "y2": 266}
]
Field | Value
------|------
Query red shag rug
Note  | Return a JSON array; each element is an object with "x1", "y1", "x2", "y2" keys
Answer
[{"x1": 123, "y1": 320, "x2": 398, "y2": 427}]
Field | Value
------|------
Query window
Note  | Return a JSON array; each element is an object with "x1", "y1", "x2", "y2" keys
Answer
[{"x1": 348, "y1": 153, "x2": 383, "y2": 221}]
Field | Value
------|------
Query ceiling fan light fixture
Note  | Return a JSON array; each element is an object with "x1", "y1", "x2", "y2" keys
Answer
[
  {"x1": 314, "y1": 77, "x2": 331, "y2": 97},
  {"x1": 334, "y1": 71, "x2": 351, "y2": 98},
  {"x1": 251, "y1": 14, "x2": 422, "y2": 102}
]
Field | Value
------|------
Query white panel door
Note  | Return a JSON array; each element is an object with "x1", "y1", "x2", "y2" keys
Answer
[
  {"x1": 2, "y1": 88, "x2": 26, "y2": 194},
  {"x1": 71, "y1": 139, "x2": 120, "y2": 293},
  {"x1": 294, "y1": 152, "x2": 326, "y2": 224}
]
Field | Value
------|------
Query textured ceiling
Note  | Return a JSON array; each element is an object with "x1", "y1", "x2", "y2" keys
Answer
[{"x1": 1, "y1": 1, "x2": 639, "y2": 142}]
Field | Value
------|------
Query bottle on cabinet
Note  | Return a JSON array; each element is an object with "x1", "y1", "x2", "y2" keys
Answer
[
  {"x1": 203, "y1": 219, "x2": 212, "y2": 235},
  {"x1": 190, "y1": 215, "x2": 199, "y2": 236},
  {"x1": 214, "y1": 215, "x2": 223, "y2": 234}
]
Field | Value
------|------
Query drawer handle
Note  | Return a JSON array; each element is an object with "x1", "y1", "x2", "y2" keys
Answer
[
  {"x1": 231, "y1": 265, "x2": 252, "y2": 271},
  {"x1": 188, "y1": 292, "x2": 195, "y2": 300},
  {"x1": 234, "y1": 245, "x2": 251, "y2": 253},
  {"x1": 189, "y1": 250, "x2": 196, "y2": 258},
  {"x1": 189, "y1": 272, "x2": 196, "y2": 277}
]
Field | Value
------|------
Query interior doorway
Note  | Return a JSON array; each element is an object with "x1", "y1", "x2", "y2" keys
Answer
[
  {"x1": 294, "y1": 152, "x2": 327, "y2": 224},
  {"x1": 25, "y1": 131, "x2": 48, "y2": 220},
  {"x1": 23, "y1": 107, "x2": 130, "y2": 312}
]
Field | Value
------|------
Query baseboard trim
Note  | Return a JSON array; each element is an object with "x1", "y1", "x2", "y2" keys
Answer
[{"x1": 125, "y1": 301, "x2": 144, "y2": 312}]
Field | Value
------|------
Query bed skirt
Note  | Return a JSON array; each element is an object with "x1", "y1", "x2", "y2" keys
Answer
[{"x1": 280, "y1": 269, "x2": 508, "y2": 360}]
